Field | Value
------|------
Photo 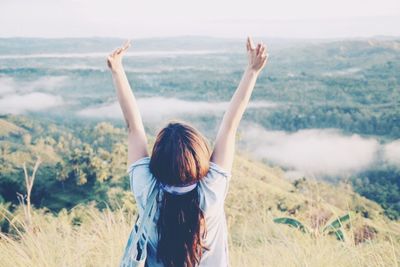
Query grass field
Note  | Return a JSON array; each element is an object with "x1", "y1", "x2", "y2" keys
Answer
[{"x1": 1, "y1": 154, "x2": 399, "y2": 267}]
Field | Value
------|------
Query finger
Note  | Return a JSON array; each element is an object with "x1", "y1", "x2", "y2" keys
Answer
[
  {"x1": 262, "y1": 44, "x2": 268, "y2": 57},
  {"x1": 107, "y1": 57, "x2": 112, "y2": 68},
  {"x1": 122, "y1": 39, "x2": 131, "y2": 51},
  {"x1": 259, "y1": 45, "x2": 265, "y2": 56},
  {"x1": 247, "y1": 36, "x2": 255, "y2": 50},
  {"x1": 256, "y1": 43, "x2": 262, "y2": 55},
  {"x1": 123, "y1": 39, "x2": 130, "y2": 47},
  {"x1": 112, "y1": 46, "x2": 122, "y2": 56},
  {"x1": 111, "y1": 48, "x2": 119, "y2": 56},
  {"x1": 263, "y1": 52, "x2": 270, "y2": 62},
  {"x1": 263, "y1": 43, "x2": 268, "y2": 51}
]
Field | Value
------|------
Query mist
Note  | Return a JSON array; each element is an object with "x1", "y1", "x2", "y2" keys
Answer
[
  {"x1": 76, "y1": 98, "x2": 278, "y2": 122},
  {"x1": 0, "y1": 75, "x2": 67, "y2": 94},
  {"x1": 0, "y1": 92, "x2": 64, "y2": 114},
  {"x1": 0, "y1": 75, "x2": 68, "y2": 114},
  {"x1": 0, "y1": 76, "x2": 14, "y2": 96},
  {"x1": 238, "y1": 123, "x2": 384, "y2": 179},
  {"x1": 384, "y1": 140, "x2": 400, "y2": 166}
]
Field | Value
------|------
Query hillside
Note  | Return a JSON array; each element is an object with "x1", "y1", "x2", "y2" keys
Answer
[
  {"x1": 0, "y1": 153, "x2": 399, "y2": 266},
  {"x1": 0, "y1": 115, "x2": 399, "y2": 266},
  {"x1": 228, "y1": 153, "x2": 399, "y2": 236},
  {"x1": 1, "y1": 37, "x2": 400, "y2": 219}
]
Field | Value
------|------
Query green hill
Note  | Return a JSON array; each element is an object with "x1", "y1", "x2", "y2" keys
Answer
[
  {"x1": 228, "y1": 152, "x2": 399, "y2": 235},
  {"x1": 0, "y1": 115, "x2": 399, "y2": 266},
  {"x1": 1, "y1": 151, "x2": 399, "y2": 266}
]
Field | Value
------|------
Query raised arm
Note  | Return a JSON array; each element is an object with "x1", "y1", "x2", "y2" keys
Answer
[
  {"x1": 210, "y1": 37, "x2": 268, "y2": 172},
  {"x1": 107, "y1": 40, "x2": 149, "y2": 167}
]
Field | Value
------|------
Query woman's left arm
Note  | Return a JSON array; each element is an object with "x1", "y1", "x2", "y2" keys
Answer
[{"x1": 107, "y1": 40, "x2": 149, "y2": 167}]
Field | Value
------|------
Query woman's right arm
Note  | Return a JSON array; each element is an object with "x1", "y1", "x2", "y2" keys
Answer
[{"x1": 210, "y1": 37, "x2": 268, "y2": 172}]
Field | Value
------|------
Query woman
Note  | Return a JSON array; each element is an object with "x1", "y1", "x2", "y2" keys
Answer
[{"x1": 107, "y1": 37, "x2": 268, "y2": 267}]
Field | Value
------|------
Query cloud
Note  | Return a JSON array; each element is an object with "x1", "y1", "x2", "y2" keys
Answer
[
  {"x1": 0, "y1": 75, "x2": 67, "y2": 114},
  {"x1": 76, "y1": 97, "x2": 277, "y2": 121},
  {"x1": 0, "y1": 50, "x2": 226, "y2": 60},
  {"x1": 24, "y1": 76, "x2": 68, "y2": 92},
  {"x1": 0, "y1": 75, "x2": 67, "y2": 95},
  {"x1": 0, "y1": 92, "x2": 64, "y2": 114},
  {"x1": 383, "y1": 140, "x2": 400, "y2": 165},
  {"x1": 124, "y1": 65, "x2": 218, "y2": 74},
  {"x1": 238, "y1": 124, "x2": 380, "y2": 178},
  {"x1": 322, "y1": 68, "x2": 362, "y2": 77},
  {"x1": 0, "y1": 76, "x2": 15, "y2": 96}
]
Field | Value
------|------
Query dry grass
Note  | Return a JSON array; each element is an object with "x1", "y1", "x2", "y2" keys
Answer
[
  {"x1": 0, "y1": 154, "x2": 399, "y2": 267},
  {"x1": 0, "y1": 203, "x2": 398, "y2": 267},
  {"x1": 0, "y1": 119, "x2": 26, "y2": 137}
]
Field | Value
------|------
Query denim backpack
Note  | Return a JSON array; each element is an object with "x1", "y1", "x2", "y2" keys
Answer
[{"x1": 120, "y1": 186, "x2": 159, "y2": 267}]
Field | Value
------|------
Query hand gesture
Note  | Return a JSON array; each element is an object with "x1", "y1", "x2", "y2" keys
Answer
[
  {"x1": 246, "y1": 36, "x2": 268, "y2": 73},
  {"x1": 107, "y1": 40, "x2": 131, "y2": 71}
]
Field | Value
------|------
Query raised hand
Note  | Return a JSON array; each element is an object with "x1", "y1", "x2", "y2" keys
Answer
[
  {"x1": 246, "y1": 36, "x2": 268, "y2": 73},
  {"x1": 107, "y1": 39, "x2": 149, "y2": 164},
  {"x1": 211, "y1": 36, "x2": 268, "y2": 172},
  {"x1": 107, "y1": 40, "x2": 131, "y2": 71}
]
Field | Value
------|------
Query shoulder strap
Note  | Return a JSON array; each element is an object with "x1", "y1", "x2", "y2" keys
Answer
[{"x1": 130, "y1": 184, "x2": 159, "y2": 247}]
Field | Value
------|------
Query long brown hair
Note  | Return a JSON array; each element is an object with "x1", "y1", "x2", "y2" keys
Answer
[{"x1": 150, "y1": 121, "x2": 210, "y2": 267}]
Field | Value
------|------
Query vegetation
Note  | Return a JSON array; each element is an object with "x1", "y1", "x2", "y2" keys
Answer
[
  {"x1": 1, "y1": 37, "x2": 399, "y2": 218},
  {"x1": 0, "y1": 37, "x2": 399, "y2": 265},
  {"x1": 273, "y1": 213, "x2": 350, "y2": 241},
  {"x1": 0, "y1": 115, "x2": 131, "y2": 212},
  {"x1": 352, "y1": 167, "x2": 400, "y2": 220},
  {"x1": 0, "y1": 148, "x2": 399, "y2": 266}
]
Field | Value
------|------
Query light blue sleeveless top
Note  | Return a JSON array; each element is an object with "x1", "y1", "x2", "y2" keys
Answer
[{"x1": 126, "y1": 156, "x2": 232, "y2": 267}]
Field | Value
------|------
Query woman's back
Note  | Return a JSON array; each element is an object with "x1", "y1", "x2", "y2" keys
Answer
[
  {"x1": 127, "y1": 157, "x2": 232, "y2": 267},
  {"x1": 109, "y1": 36, "x2": 268, "y2": 267}
]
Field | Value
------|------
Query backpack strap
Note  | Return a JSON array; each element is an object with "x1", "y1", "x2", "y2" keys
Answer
[{"x1": 130, "y1": 184, "x2": 159, "y2": 248}]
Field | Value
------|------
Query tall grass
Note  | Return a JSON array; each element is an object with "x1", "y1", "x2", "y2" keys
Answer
[
  {"x1": 1, "y1": 155, "x2": 399, "y2": 266},
  {"x1": 0, "y1": 203, "x2": 398, "y2": 267}
]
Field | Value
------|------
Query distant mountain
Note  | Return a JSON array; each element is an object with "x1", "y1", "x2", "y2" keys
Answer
[{"x1": 1, "y1": 36, "x2": 397, "y2": 55}]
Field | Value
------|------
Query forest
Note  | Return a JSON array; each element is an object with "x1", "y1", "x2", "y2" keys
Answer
[{"x1": 0, "y1": 37, "x2": 399, "y2": 219}]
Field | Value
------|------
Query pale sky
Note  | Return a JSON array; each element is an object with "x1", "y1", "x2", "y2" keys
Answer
[{"x1": 1, "y1": 0, "x2": 400, "y2": 38}]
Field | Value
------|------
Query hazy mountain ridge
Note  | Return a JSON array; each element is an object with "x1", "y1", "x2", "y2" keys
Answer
[{"x1": 0, "y1": 36, "x2": 399, "y2": 54}]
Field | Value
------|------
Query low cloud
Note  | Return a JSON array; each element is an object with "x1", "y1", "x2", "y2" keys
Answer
[
  {"x1": 322, "y1": 68, "x2": 362, "y2": 77},
  {"x1": 0, "y1": 92, "x2": 64, "y2": 114},
  {"x1": 0, "y1": 75, "x2": 67, "y2": 95},
  {"x1": 124, "y1": 65, "x2": 217, "y2": 74},
  {"x1": 0, "y1": 50, "x2": 226, "y2": 60},
  {"x1": 384, "y1": 140, "x2": 400, "y2": 165},
  {"x1": 0, "y1": 76, "x2": 15, "y2": 96},
  {"x1": 24, "y1": 76, "x2": 68, "y2": 92},
  {"x1": 77, "y1": 97, "x2": 277, "y2": 122},
  {"x1": 238, "y1": 124, "x2": 380, "y2": 178},
  {"x1": 0, "y1": 76, "x2": 66, "y2": 114}
]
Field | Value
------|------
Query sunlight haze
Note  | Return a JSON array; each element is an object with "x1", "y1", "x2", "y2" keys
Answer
[{"x1": 1, "y1": 0, "x2": 399, "y2": 38}]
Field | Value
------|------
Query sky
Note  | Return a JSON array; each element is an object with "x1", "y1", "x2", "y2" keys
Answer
[{"x1": 0, "y1": 0, "x2": 400, "y2": 38}]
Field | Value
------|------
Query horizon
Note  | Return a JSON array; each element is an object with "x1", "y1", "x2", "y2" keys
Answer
[{"x1": 1, "y1": 34, "x2": 400, "y2": 41}]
